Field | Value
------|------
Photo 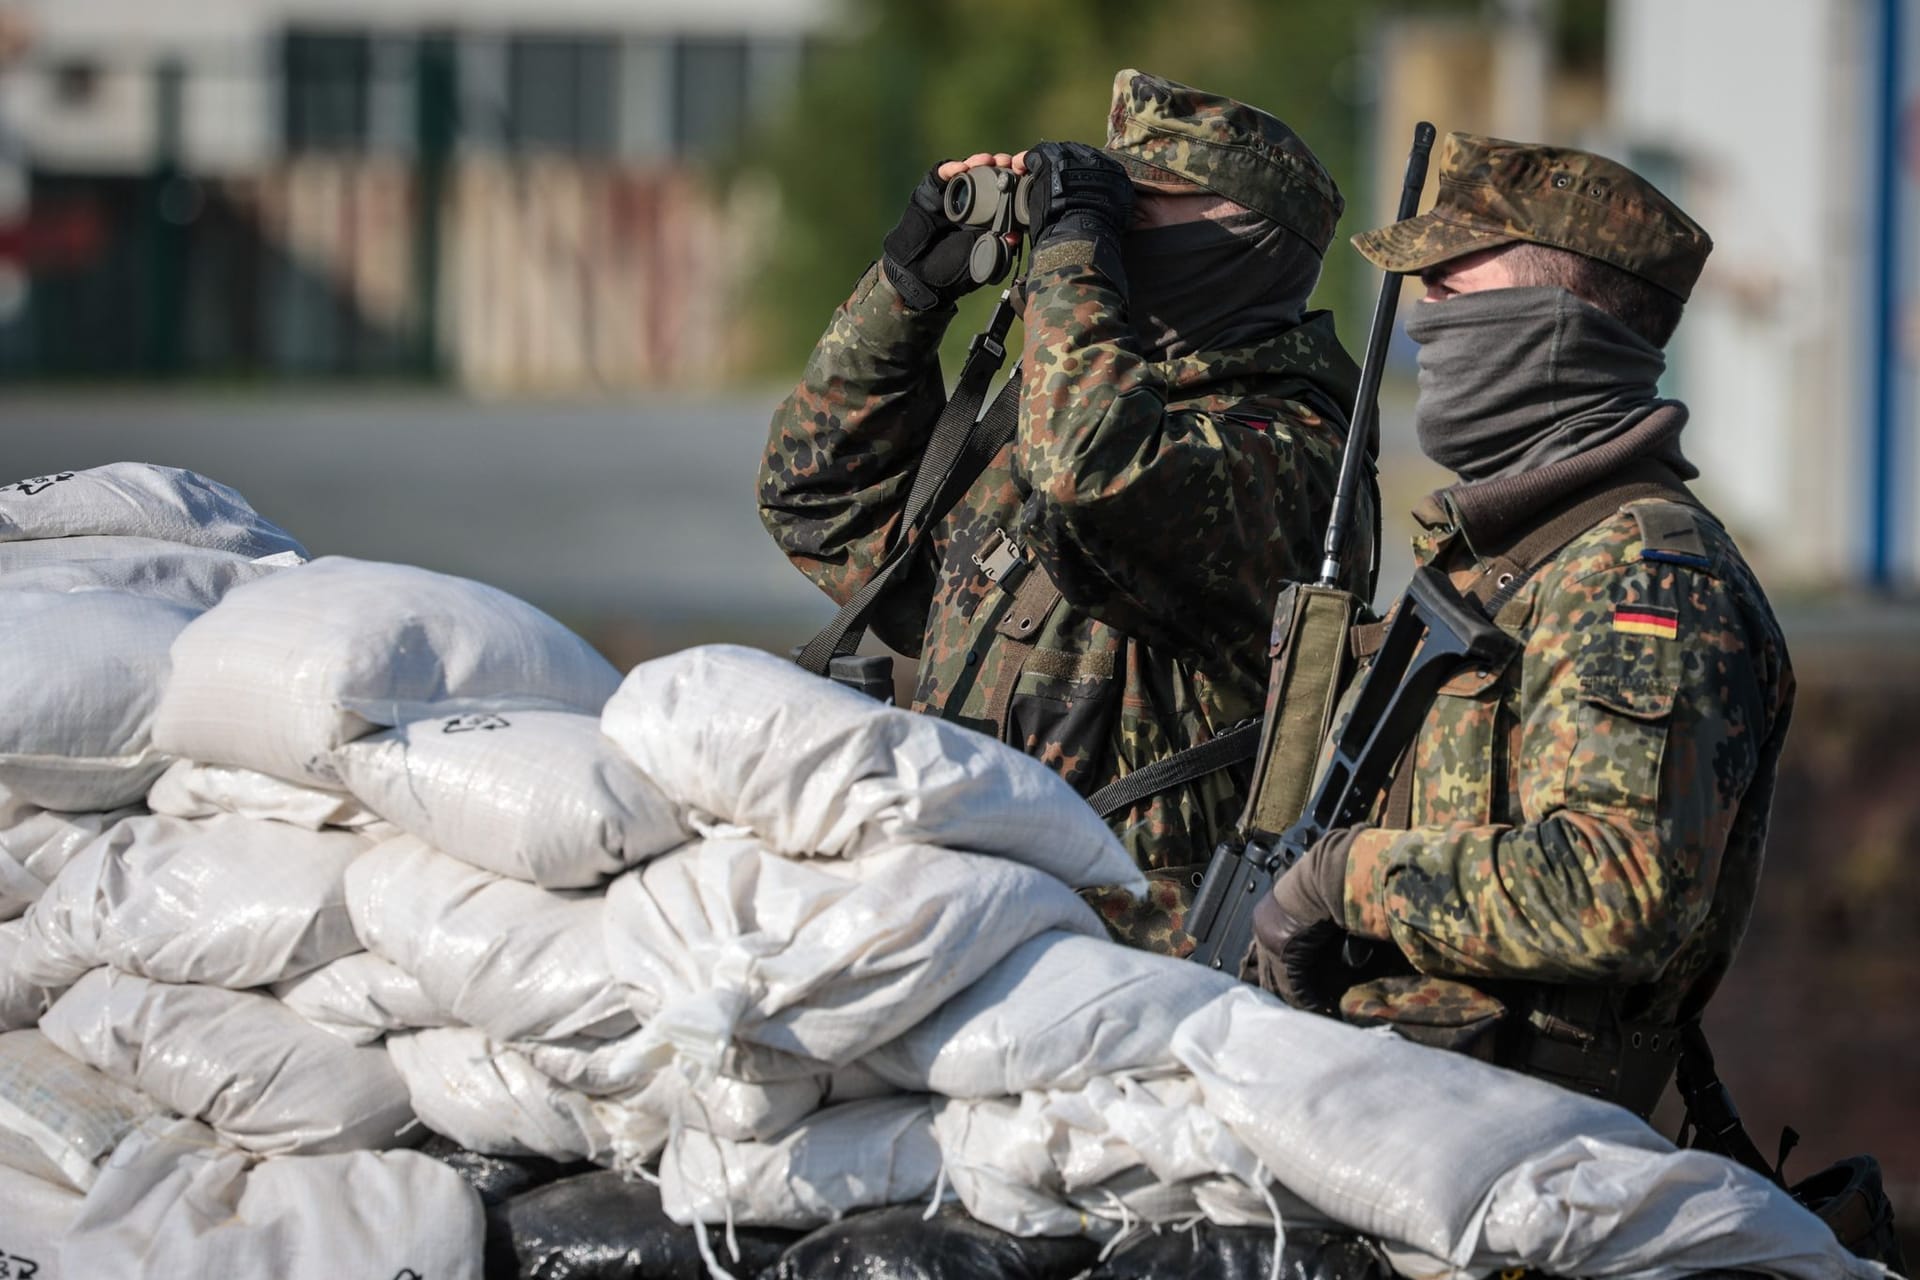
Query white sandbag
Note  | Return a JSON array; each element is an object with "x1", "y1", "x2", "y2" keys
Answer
[
  {"x1": 388, "y1": 1028, "x2": 611, "y2": 1164},
  {"x1": 0, "y1": 1160, "x2": 84, "y2": 1280},
  {"x1": 0, "y1": 1031, "x2": 157, "y2": 1192},
  {"x1": 333, "y1": 710, "x2": 684, "y2": 889},
  {"x1": 660, "y1": 1096, "x2": 942, "y2": 1228},
  {"x1": 39, "y1": 970, "x2": 413, "y2": 1155},
  {"x1": 17, "y1": 814, "x2": 365, "y2": 990},
  {"x1": 152, "y1": 556, "x2": 622, "y2": 786},
  {"x1": 864, "y1": 930, "x2": 1238, "y2": 1097},
  {"x1": 590, "y1": 1065, "x2": 844, "y2": 1175},
  {"x1": 0, "y1": 464, "x2": 305, "y2": 559},
  {"x1": 511, "y1": 1030, "x2": 821, "y2": 1107},
  {"x1": 0, "y1": 535, "x2": 296, "y2": 609},
  {"x1": 0, "y1": 590, "x2": 192, "y2": 810},
  {"x1": 0, "y1": 790, "x2": 138, "y2": 922},
  {"x1": 1463, "y1": 1134, "x2": 1882, "y2": 1280},
  {"x1": 272, "y1": 952, "x2": 449, "y2": 1046},
  {"x1": 146, "y1": 759, "x2": 385, "y2": 832},
  {"x1": 602, "y1": 837, "x2": 1105, "y2": 1083},
  {"x1": 602, "y1": 645, "x2": 1142, "y2": 893},
  {"x1": 60, "y1": 1117, "x2": 483, "y2": 1280},
  {"x1": 1172, "y1": 987, "x2": 1669, "y2": 1264},
  {"x1": 931, "y1": 1075, "x2": 1308, "y2": 1240},
  {"x1": 346, "y1": 835, "x2": 635, "y2": 1046},
  {"x1": 0, "y1": 923, "x2": 63, "y2": 1031}
]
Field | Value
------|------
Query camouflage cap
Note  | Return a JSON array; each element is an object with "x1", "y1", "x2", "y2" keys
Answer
[
  {"x1": 1103, "y1": 68, "x2": 1344, "y2": 257},
  {"x1": 1351, "y1": 132, "x2": 1712, "y2": 300}
]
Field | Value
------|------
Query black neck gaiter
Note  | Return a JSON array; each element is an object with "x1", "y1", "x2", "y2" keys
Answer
[
  {"x1": 1402, "y1": 285, "x2": 1689, "y2": 483},
  {"x1": 1120, "y1": 212, "x2": 1321, "y2": 361}
]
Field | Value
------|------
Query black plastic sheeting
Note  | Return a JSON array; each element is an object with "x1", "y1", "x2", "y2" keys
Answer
[
  {"x1": 1087, "y1": 1222, "x2": 1395, "y2": 1280},
  {"x1": 429, "y1": 1136, "x2": 1404, "y2": 1280},
  {"x1": 486, "y1": 1169, "x2": 802, "y2": 1280},
  {"x1": 768, "y1": 1204, "x2": 1101, "y2": 1280},
  {"x1": 421, "y1": 1134, "x2": 589, "y2": 1208}
]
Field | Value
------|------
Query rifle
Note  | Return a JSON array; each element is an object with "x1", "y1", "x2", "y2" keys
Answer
[
  {"x1": 1187, "y1": 564, "x2": 1516, "y2": 971},
  {"x1": 1186, "y1": 120, "x2": 1447, "y2": 973}
]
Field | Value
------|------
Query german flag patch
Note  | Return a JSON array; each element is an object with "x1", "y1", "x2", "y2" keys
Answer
[{"x1": 1614, "y1": 604, "x2": 1679, "y2": 639}]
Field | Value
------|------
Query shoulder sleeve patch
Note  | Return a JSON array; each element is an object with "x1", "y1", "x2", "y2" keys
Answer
[{"x1": 1628, "y1": 501, "x2": 1714, "y2": 571}]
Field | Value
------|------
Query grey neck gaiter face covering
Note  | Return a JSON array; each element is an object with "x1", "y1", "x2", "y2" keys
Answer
[
  {"x1": 1120, "y1": 211, "x2": 1321, "y2": 361},
  {"x1": 1402, "y1": 285, "x2": 1686, "y2": 483}
]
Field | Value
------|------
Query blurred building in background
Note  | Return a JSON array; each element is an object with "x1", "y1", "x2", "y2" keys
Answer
[
  {"x1": 1369, "y1": 0, "x2": 1916, "y2": 591},
  {"x1": 0, "y1": 0, "x2": 831, "y2": 389}
]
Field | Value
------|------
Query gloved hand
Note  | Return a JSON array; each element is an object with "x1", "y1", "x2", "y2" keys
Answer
[
  {"x1": 1022, "y1": 140, "x2": 1134, "y2": 254},
  {"x1": 1251, "y1": 830, "x2": 1360, "y2": 1013},
  {"x1": 882, "y1": 167, "x2": 983, "y2": 312}
]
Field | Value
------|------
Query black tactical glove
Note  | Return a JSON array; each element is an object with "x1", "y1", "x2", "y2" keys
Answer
[
  {"x1": 882, "y1": 167, "x2": 983, "y2": 312},
  {"x1": 1022, "y1": 140, "x2": 1134, "y2": 255},
  {"x1": 1251, "y1": 830, "x2": 1360, "y2": 1013}
]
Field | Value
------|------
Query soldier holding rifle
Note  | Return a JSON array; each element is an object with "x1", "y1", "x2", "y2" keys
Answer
[{"x1": 1247, "y1": 133, "x2": 1794, "y2": 1121}]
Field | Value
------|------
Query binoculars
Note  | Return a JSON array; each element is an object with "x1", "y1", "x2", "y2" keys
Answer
[{"x1": 942, "y1": 167, "x2": 1033, "y2": 286}]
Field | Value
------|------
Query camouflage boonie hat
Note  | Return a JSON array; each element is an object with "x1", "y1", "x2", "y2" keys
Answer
[
  {"x1": 1103, "y1": 68, "x2": 1344, "y2": 257},
  {"x1": 1352, "y1": 131, "x2": 1712, "y2": 300}
]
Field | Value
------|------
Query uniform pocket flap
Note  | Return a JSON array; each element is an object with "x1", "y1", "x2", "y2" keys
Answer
[
  {"x1": 1437, "y1": 658, "x2": 1511, "y2": 698},
  {"x1": 1578, "y1": 674, "x2": 1678, "y2": 720}
]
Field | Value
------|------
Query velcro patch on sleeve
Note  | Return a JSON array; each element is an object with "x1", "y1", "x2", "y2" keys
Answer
[
  {"x1": 1631, "y1": 502, "x2": 1714, "y2": 571},
  {"x1": 1614, "y1": 604, "x2": 1679, "y2": 639}
]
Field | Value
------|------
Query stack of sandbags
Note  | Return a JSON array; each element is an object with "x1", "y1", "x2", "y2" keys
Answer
[
  {"x1": 69, "y1": 556, "x2": 626, "y2": 1161},
  {"x1": 0, "y1": 464, "x2": 1879, "y2": 1280},
  {"x1": 0, "y1": 464, "x2": 307, "y2": 816},
  {"x1": 322, "y1": 644, "x2": 1144, "y2": 1197},
  {"x1": 0, "y1": 463, "x2": 309, "y2": 1051},
  {"x1": 0, "y1": 467, "x2": 428, "y2": 1276}
]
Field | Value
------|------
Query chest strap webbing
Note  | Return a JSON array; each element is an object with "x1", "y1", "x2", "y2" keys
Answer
[{"x1": 794, "y1": 336, "x2": 1024, "y2": 676}]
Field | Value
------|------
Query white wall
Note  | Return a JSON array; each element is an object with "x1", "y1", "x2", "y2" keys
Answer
[{"x1": 1609, "y1": 0, "x2": 1902, "y2": 585}]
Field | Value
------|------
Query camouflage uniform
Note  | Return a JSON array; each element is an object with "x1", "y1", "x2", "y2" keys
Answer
[
  {"x1": 760, "y1": 71, "x2": 1372, "y2": 954},
  {"x1": 1320, "y1": 135, "x2": 1795, "y2": 1107}
]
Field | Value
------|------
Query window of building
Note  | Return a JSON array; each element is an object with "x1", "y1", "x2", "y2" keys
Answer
[
  {"x1": 283, "y1": 31, "x2": 372, "y2": 151},
  {"x1": 673, "y1": 37, "x2": 749, "y2": 157},
  {"x1": 507, "y1": 36, "x2": 617, "y2": 154}
]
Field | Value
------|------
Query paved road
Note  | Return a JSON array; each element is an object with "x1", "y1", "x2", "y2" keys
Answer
[
  {"x1": 6, "y1": 386, "x2": 1913, "y2": 670},
  {"x1": 0, "y1": 389, "x2": 834, "y2": 634}
]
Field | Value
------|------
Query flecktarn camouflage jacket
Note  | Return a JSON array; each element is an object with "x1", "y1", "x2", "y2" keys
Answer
[
  {"x1": 759, "y1": 254, "x2": 1370, "y2": 954},
  {"x1": 1334, "y1": 491, "x2": 1794, "y2": 1041}
]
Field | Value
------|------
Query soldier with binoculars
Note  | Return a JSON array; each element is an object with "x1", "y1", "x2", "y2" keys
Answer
[{"x1": 758, "y1": 69, "x2": 1372, "y2": 954}]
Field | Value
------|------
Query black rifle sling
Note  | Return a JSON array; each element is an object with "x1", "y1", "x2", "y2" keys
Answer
[
  {"x1": 1676, "y1": 1022, "x2": 1784, "y2": 1186},
  {"x1": 1087, "y1": 719, "x2": 1261, "y2": 820},
  {"x1": 795, "y1": 353, "x2": 1022, "y2": 678}
]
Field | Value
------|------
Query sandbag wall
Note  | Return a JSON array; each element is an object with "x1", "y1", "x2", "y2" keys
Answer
[{"x1": 0, "y1": 464, "x2": 1879, "y2": 1280}]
